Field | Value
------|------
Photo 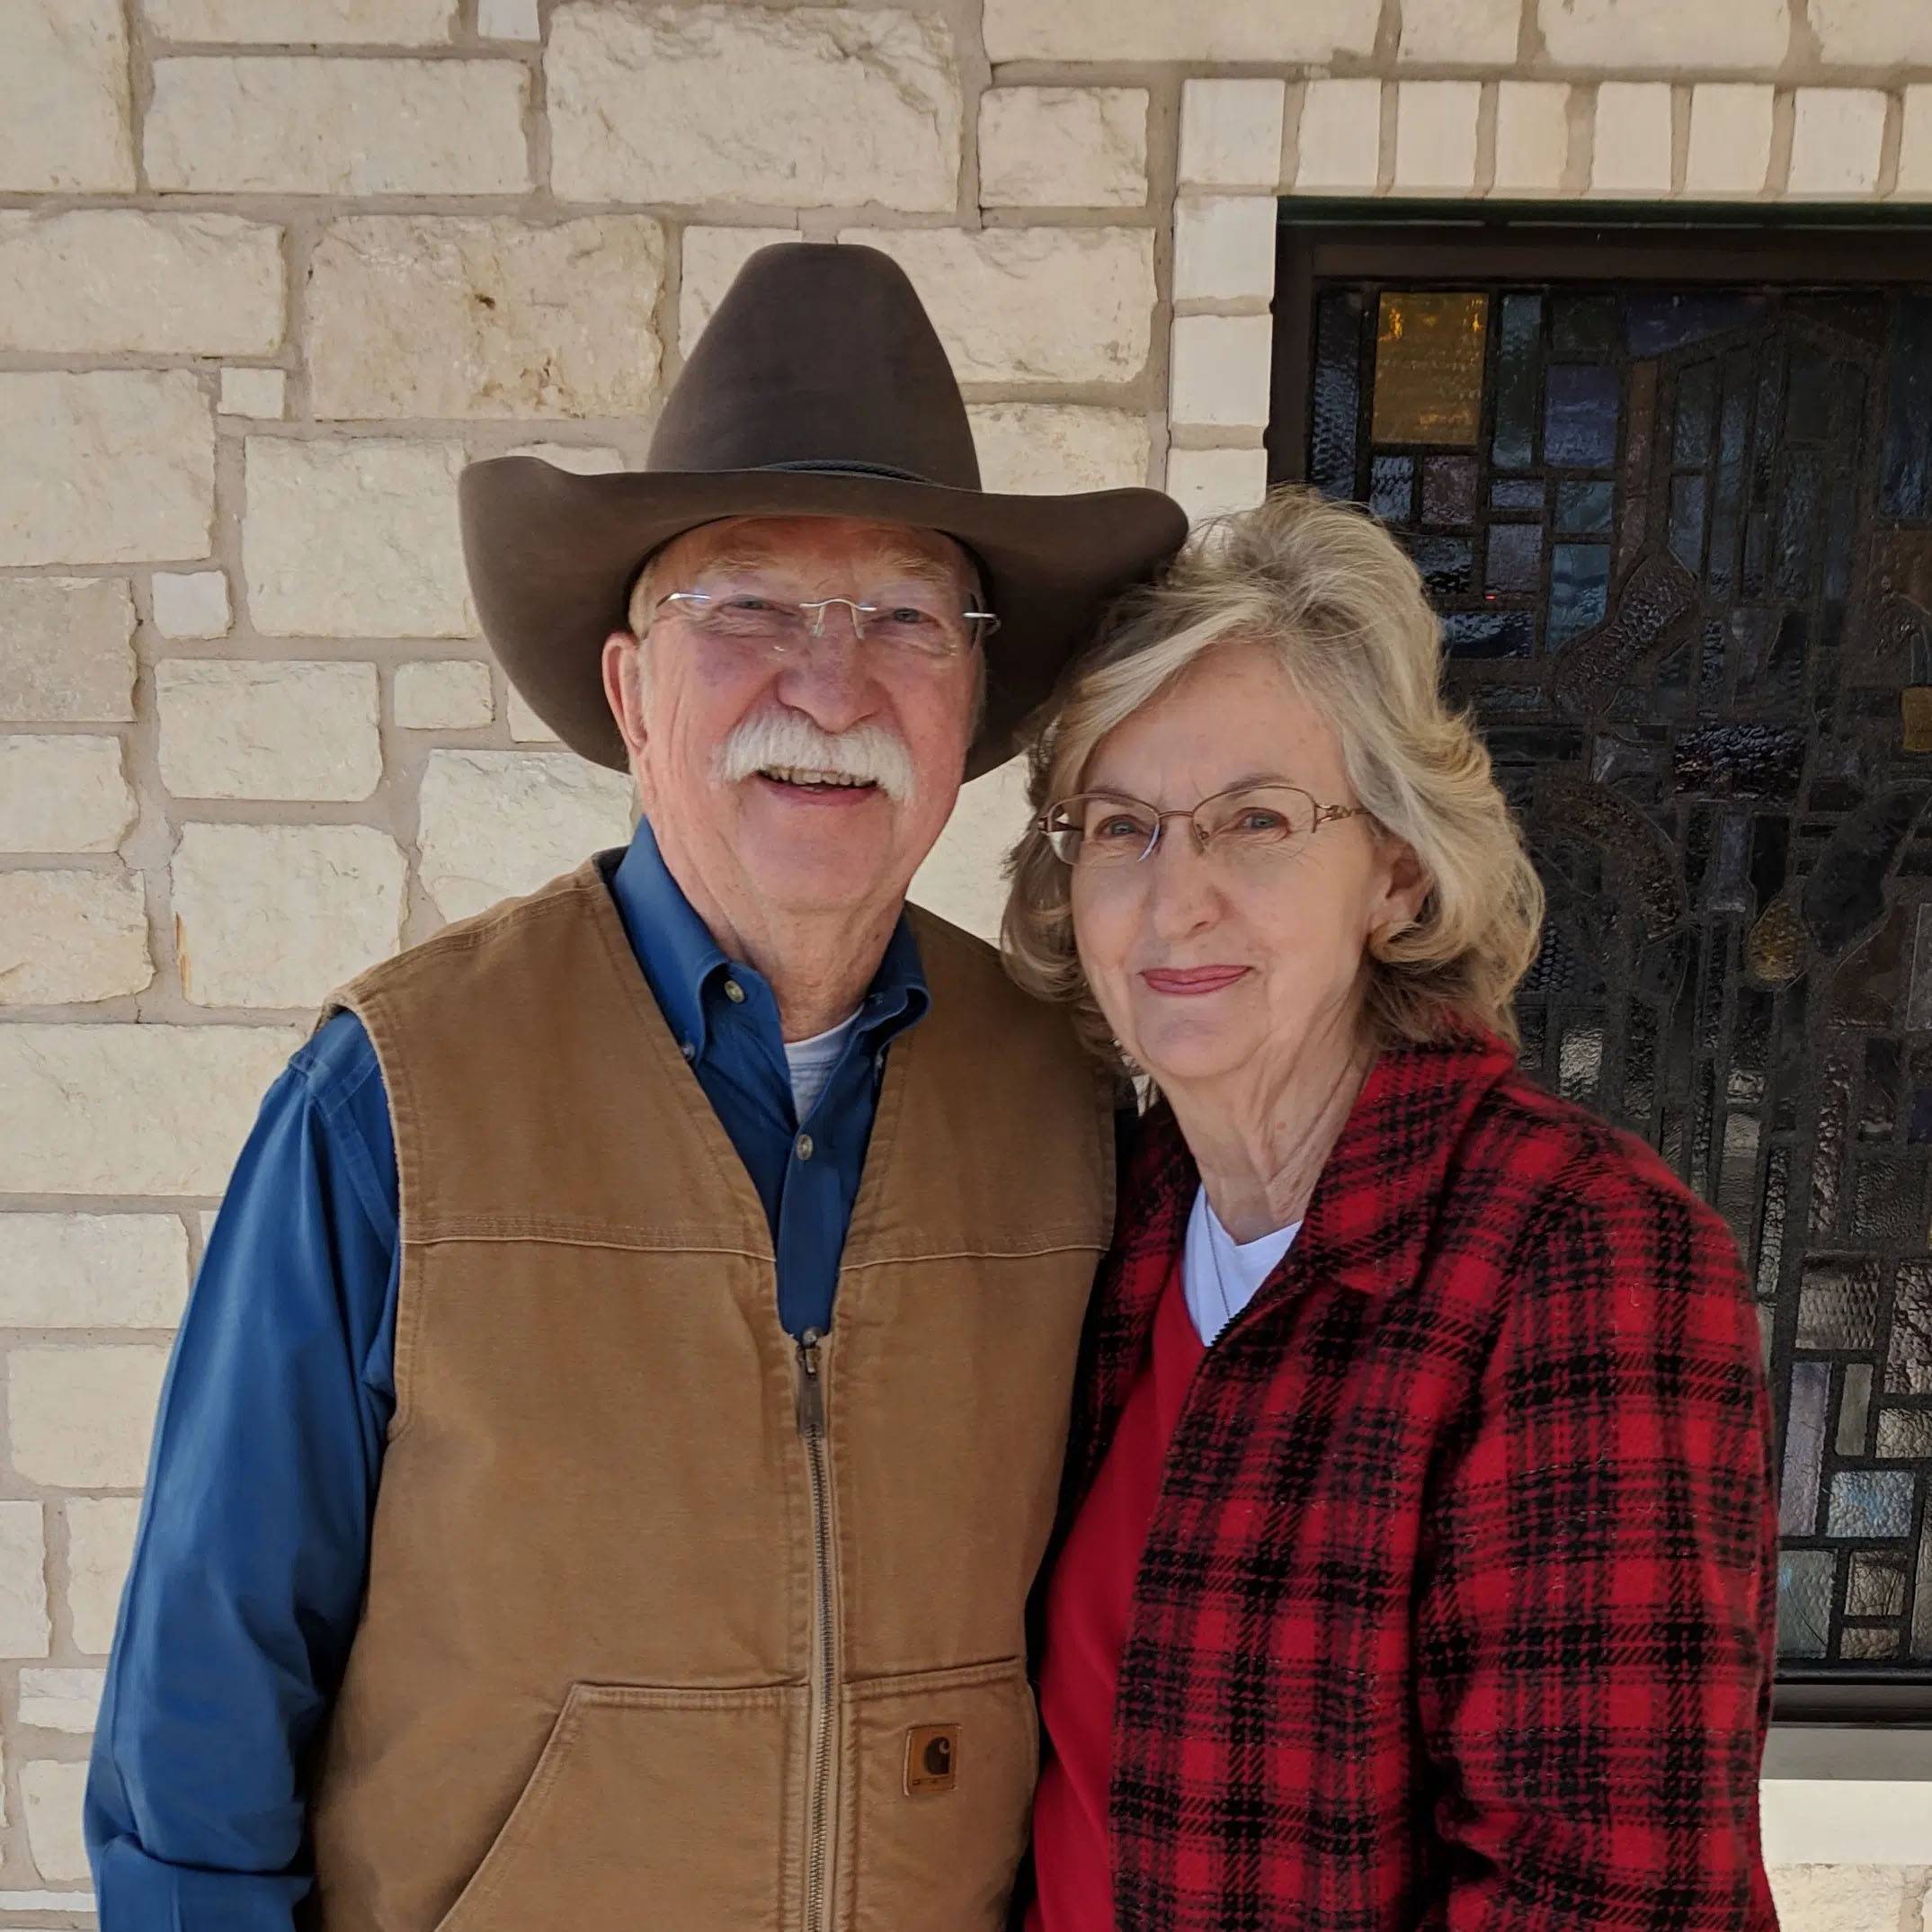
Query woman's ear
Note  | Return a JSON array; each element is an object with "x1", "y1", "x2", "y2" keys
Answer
[{"x1": 1375, "y1": 834, "x2": 1431, "y2": 931}]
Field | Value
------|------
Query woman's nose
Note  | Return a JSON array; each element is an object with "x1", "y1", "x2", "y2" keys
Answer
[{"x1": 1143, "y1": 828, "x2": 1220, "y2": 939}]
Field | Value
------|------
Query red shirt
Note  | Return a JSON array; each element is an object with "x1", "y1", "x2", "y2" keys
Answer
[{"x1": 1028, "y1": 1259, "x2": 1204, "y2": 1932}]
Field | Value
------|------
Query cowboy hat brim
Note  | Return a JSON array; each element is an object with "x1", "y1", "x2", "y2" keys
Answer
[{"x1": 459, "y1": 456, "x2": 1189, "y2": 783}]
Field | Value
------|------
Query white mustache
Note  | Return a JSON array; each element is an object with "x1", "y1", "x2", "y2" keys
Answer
[{"x1": 714, "y1": 710, "x2": 916, "y2": 803}]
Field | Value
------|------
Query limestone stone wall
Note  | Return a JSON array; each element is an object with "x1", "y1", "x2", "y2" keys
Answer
[{"x1": 2, "y1": 0, "x2": 1931, "y2": 1923}]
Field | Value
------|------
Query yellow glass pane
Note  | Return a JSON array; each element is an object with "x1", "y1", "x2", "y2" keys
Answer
[
  {"x1": 1903, "y1": 686, "x2": 1932, "y2": 752},
  {"x1": 1371, "y1": 291, "x2": 1490, "y2": 448}
]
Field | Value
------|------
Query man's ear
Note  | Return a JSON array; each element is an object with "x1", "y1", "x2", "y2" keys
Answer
[{"x1": 601, "y1": 631, "x2": 646, "y2": 757}]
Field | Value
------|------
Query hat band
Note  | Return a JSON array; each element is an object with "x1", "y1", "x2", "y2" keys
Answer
[{"x1": 753, "y1": 458, "x2": 948, "y2": 486}]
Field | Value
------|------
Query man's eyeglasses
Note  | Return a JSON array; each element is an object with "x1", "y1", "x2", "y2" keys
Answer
[
  {"x1": 1040, "y1": 783, "x2": 1373, "y2": 869},
  {"x1": 648, "y1": 582, "x2": 998, "y2": 663}
]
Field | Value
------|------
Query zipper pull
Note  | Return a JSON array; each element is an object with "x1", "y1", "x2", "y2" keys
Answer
[{"x1": 795, "y1": 1328, "x2": 825, "y2": 1438}]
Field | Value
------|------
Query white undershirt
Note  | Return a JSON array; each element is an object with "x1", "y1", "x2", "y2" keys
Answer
[
  {"x1": 1182, "y1": 1186, "x2": 1304, "y2": 1346},
  {"x1": 782, "y1": 1011, "x2": 862, "y2": 1121}
]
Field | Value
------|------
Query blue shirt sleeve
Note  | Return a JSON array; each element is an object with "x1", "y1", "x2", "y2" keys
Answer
[{"x1": 85, "y1": 1011, "x2": 399, "y2": 1931}]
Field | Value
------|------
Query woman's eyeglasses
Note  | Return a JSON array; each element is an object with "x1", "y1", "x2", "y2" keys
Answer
[{"x1": 1039, "y1": 783, "x2": 1373, "y2": 869}]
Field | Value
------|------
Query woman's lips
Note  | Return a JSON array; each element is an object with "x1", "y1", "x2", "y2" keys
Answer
[{"x1": 1140, "y1": 966, "x2": 1251, "y2": 996}]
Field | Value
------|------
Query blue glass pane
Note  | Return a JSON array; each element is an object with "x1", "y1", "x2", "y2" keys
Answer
[
  {"x1": 1422, "y1": 455, "x2": 1478, "y2": 525},
  {"x1": 1404, "y1": 534, "x2": 1473, "y2": 598},
  {"x1": 1550, "y1": 543, "x2": 1611, "y2": 643},
  {"x1": 1443, "y1": 610, "x2": 1536, "y2": 658},
  {"x1": 1370, "y1": 452, "x2": 1414, "y2": 523},
  {"x1": 1553, "y1": 294, "x2": 1617, "y2": 354},
  {"x1": 1776, "y1": 1549, "x2": 1834, "y2": 1658},
  {"x1": 1881, "y1": 293, "x2": 1932, "y2": 521},
  {"x1": 1492, "y1": 295, "x2": 1542, "y2": 472},
  {"x1": 1545, "y1": 365, "x2": 1620, "y2": 468},
  {"x1": 1624, "y1": 291, "x2": 1767, "y2": 358},
  {"x1": 1780, "y1": 1358, "x2": 1828, "y2": 1536},
  {"x1": 1824, "y1": 1468, "x2": 1916, "y2": 1537},
  {"x1": 1490, "y1": 478, "x2": 1544, "y2": 512},
  {"x1": 1674, "y1": 361, "x2": 1718, "y2": 468},
  {"x1": 1486, "y1": 522, "x2": 1543, "y2": 593},
  {"x1": 1785, "y1": 342, "x2": 1833, "y2": 442},
  {"x1": 1310, "y1": 291, "x2": 1364, "y2": 501},
  {"x1": 1670, "y1": 473, "x2": 1707, "y2": 571},
  {"x1": 1555, "y1": 480, "x2": 1614, "y2": 533}
]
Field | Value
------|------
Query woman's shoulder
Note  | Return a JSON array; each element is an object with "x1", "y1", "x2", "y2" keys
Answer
[{"x1": 1462, "y1": 1063, "x2": 1747, "y2": 1298}]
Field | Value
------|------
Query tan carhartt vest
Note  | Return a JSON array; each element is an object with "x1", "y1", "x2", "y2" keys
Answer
[{"x1": 300, "y1": 858, "x2": 1115, "y2": 1932}]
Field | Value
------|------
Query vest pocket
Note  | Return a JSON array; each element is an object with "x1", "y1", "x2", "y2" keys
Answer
[
  {"x1": 435, "y1": 1679, "x2": 807, "y2": 1932},
  {"x1": 841, "y1": 1658, "x2": 1038, "y2": 1932}
]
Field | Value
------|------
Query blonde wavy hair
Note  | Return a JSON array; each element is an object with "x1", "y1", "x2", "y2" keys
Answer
[{"x1": 1002, "y1": 486, "x2": 1545, "y2": 1063}]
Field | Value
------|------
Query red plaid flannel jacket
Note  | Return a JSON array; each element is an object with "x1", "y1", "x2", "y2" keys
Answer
[{"x1": 1055, "y1": 1026, "x2": 1780, "y2": 1930}]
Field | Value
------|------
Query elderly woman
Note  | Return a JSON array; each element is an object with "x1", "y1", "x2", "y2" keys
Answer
[{"x1": 1004, "y1": 489, "x2": 1779, "y2": 1932}]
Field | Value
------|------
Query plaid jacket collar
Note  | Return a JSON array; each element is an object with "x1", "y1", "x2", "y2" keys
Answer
[{"x1": 1069, "y1": 1025, "x2": 1519, "y2": 1503}]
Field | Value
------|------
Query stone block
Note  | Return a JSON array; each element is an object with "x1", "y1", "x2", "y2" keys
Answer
[
  {"x1": 1767, "y1": 1864, "x2": 1912, "y2": 1932},
  {"x1": 218, "y1": 369, "x2": 286, "y2": 419},
  {"x1": 966, "y1": 405, "x2": 1150, "y2": 495},
  {"x1": 146, "y1": 0, "x2": 454, "y2": 38},
  {"x1": 680, "y1": 228, "x2": 801, "y2": 352},
  {"x1": 1399, "y1": 0, "x2": 1522, "y2": 63},
  {"x1": 21, "y1": 1761, "x2": 89, "y2": 1883},
  {"x1": 0, "y1": 0, "x2": 134, "y2": 192},
  {"x1": 549, "y1": 4, "x2": 958, "y2": 212},
  {"x1": 478, "y1": 0, "x2": 540, "y2": 37},
  {"x1": 1171, "y1": 196, "x2": 1278, "y2": 303},
  {"x1": 1592, "y1": 82, "x2": 1674, "y2": 196},
  {"x1": 18, "y1": 1669, "x2": 104, "y2": 1734},
  {"x1": 1178, "y1": 79, "x2": 1287, "y2": 190},
  {"x1": 1170, "y1": 316, "x2": 1274, "y2": 431},
  {"x1": 909, "y1": 754, "x2": 1027, "y2": 945},
  {"x1": 0, "y1": 578, "x2": 135, "y2": 723},
  {"x1": 1536, "y1": 0, "x2": 1787, "y2": 68},
  {"x1": 156, "y1": 659, "x2": 382, "y2": 802},
  {"x1": 1810, "y1": 0, "x2": 1932, "y2": 65},
  {"x1": 1493, "y1": 82, "x2": 1571, "y2": 193},
  {"x1": 0, "y1": 1215, "x2": 187, "y2": 1328},
  {"x1": 307, "y1": 215, "x2": 665, "y2": 421},
  {"x1": 0, "y1": 371, "x2": 213, "y2": 566},
  {"x1": 1686, "y1": 85, "x2": 1775, "y2": 197},
  {"x1": 1164, "y1": 447, "x2": 1269, "y2": 523},
  {"x1": 151, "y1": 570, "x2": 231, "y2": 640},
  {"x1": 837, "y1": 228, "x2": 1155, "y2": 385},
  {"x1": 505, "y1": 688, "x2": 559, "y2": 742},
  {"x1": 984, "y1": 0, "x2": 1376, "y2": 61},
  {"x1": 0, "y1": 1505, "x2": 49, "y2": 1659},
  {"x1": 0, "y1": 871, "x2": 152, "y2": 1005},
  {"x1": 979, "y1": 88, "x2": 1147, "y2": 208},
  {"x1": 417, "y1": 750, "x2": 633, "y2": 921},
  {"x1": 146, "y1": 56, "x2": 530, "y2": 194},
  {"x1": 1293, "y1": 79, "x2": 1383, "y2": 193},
  {"x1": 66, "y1": 1499, "x2": 140, "y2": 1656},
  {"x1": 0, "y1": 1023, "x2": 301, "y2": 1196},
  {"x1": 172, "y1": 823, "x2": 406, "y2": 1008},
  {"x1": 1788, "y1": 90, "x2": 1887, "y2": 198},
  {"x1": 395, "y1": 659, "x2": 494, "y2": 729},
  {"x1": 0, "y1": 211, "x2": 283, "y2": 355},
  {"x1": 1901, "y1": 88, "x2": 1932, "y2": 200},
  {"x1": 8, "y1": 1346, "x2": 171, "y2": 1489},
  {"x1": 506, "y1": 441, "x2": 625, "y2": 474},
  {"x1": 0, "y1": 736, "x2": 134, "y2": 854},
  {"x1": 245, "y1": 437, "x2": 473, "y2": 637},
  {"x1": 1393, "y1": 82, "x2": 1482, "y2": 195}
]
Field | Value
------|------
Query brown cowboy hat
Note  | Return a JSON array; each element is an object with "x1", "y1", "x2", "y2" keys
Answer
[{"x1": 459, "y1": 242, "x2": 1188, "y2": 781}]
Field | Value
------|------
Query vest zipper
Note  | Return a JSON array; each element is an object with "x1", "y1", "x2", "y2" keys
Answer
[{"x1": 795, "y1": 1328, "x2": 837, "y2": 1932}]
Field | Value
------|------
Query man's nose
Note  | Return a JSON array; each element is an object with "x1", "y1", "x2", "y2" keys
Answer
[{"x1": 775, "y1": 619, "x2": 876, "y2": 735}]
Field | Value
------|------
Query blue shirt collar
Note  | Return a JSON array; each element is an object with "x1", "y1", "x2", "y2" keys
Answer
[{"x1": 608, "y1": 820, "x2": 929, "y2": 1062}]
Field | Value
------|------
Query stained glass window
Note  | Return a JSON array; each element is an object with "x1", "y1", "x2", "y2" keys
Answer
[{"x1": 1302, "y1": 266, "x2": 1932, "y2": 1711}]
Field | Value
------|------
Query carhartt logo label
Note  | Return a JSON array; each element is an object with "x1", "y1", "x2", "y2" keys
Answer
[{"x1": 904, "y1": 1723, "x2": 959, "y2": 1795}]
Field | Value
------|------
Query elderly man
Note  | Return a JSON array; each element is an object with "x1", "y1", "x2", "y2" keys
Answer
[{"x1": 84, "y1": 245, "x2": 1185, "y2": 1931}]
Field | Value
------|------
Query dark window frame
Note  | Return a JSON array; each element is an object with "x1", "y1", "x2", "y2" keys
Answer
[{"x1": 1269, "y1": 206, "x2": 1932, "y2": 1728}]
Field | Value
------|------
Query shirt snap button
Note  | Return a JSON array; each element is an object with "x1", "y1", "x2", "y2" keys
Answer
[
  {"x1": 796, "y1": 1133, "x2": 815, "y2": 1162},
  {"x1": 723, "y1": 978, "x2": 746, "y2": 1004}
]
